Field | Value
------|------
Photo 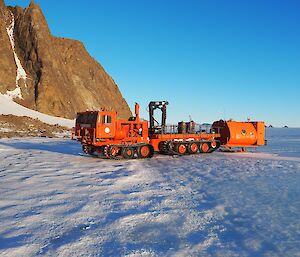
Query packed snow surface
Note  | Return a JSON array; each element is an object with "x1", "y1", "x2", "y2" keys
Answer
[
  {"x1": 0, "y1": 129, "x2": 300, "y2": 256},
  {"x1": 0, "y1": 94, "x2": 74, "y2": 128}
]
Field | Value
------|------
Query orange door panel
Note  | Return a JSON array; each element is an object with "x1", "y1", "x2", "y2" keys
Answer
[{"x1": 96, "y1": 112, "x2": 116, "y2": 138}]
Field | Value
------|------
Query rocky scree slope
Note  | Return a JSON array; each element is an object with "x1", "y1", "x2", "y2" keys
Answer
[{"x1": 0, "y1": 0, "x2": 131, "y2": 119}]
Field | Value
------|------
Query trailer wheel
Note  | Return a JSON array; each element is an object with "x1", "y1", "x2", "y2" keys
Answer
[
  {"x1": 210, "y1": 141, "x2": 217, "y2": 148},
  {"x1": 138, "y1": 144, "x2": 154, "y2": 158},
  {"x1": 188, "y1": 143, "x2": 198, "y2": 154},
  {"x1": 207, "y1": 141, "x2": 220, "y2": 153},
  {"x1": 175, "y1": 143, "x2": 187, "y2": 155},
  {"x1": 200, "y1": 143, "x2": 209, "y2": 153},
  {"x1": 158, "y1": 141, "x2": 168, "y2": 154},
  {"x1": 122, "y1": 147, "x2": 135, "y2": 159}
]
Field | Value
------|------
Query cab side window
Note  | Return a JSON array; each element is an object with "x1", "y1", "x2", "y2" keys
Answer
[{"x1": 102, "y1": 115, "x2": 112, "y2": 124}]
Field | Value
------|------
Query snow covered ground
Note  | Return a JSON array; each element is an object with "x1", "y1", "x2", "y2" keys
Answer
[
  {"x1": 0, "y1": 128, "x2": 300, "y2": 256},
  {"x1": 0, "y1": 94, "x2": 74, "y2": 128}
]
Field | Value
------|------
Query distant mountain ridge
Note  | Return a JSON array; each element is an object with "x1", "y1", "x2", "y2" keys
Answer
[{"x1": 0, "y1": 0, "x2": 131, "y2": 119}]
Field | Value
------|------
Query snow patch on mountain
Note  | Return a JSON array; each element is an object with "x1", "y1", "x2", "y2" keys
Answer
[
  {"x1": 0, "y1": 94, "x2": 74, "y2": 128},
  {"x1": 5, "y1": 10, "x2": 27, "y2": 99}
]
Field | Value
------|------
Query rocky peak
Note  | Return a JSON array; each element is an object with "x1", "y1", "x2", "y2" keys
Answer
[
  {"x1": 0, "y1": 1, "x2": 131, "y2": 119},
  {"x1": 0, "y1": 0, "x2": 5, "y2": 8}
]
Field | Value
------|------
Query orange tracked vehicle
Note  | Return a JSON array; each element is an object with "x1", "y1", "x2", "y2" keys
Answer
[
  {"x1": 73, "y1": 104, "x2": 151, "y2": 159},
  {"x1": 73, "y1": 101, "x2": 265, "y2": 159},
  {"x1": 73, "y1": 101, "x2": 221, "y2": 159}
]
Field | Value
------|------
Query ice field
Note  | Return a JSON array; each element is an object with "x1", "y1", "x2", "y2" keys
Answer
[{"x1": 0, "y1": 128, "x2": 299, "y2": 256}]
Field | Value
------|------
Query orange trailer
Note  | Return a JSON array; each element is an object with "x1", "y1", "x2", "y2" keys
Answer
[
  {"x1": 211, "y1": 120, "x2": 265, "y2": 149},
  {"x1": 150, "y1": 133, "x2": 220, "y2": 154},
  {"x1": 147, "y1": 101, "x2": 221, "y2": 155}
]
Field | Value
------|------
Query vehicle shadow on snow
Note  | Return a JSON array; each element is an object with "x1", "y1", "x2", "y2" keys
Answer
[
  {"x1": 0, "y1": 139, "x2": 82, "y2": 157},
  {"x1": 0, "y1": 234, "x2": 30, "y2": 250}
]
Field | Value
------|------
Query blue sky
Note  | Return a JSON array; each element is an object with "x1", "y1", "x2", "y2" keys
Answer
[{"x1": 5, "y1": 0, "x2": 300, "y2": 127}]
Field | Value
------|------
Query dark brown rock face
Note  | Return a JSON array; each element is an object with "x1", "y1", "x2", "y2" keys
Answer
[
  {"x1": 0, "y1": 1, "x2": 131, "y2": 119},
  {"x1": 0, "y1": 4, "x2": 16, "y2": 92}
]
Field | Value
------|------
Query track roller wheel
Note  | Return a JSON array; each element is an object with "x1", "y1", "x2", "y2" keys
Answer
[
  {"x1": 82, "y1": 145, "x2": 95, "y2": 155},
  {"x1": 104, "y1": 145, "x2": 120, "y2": 159},
  {"x1": 200, "y1": 143, "x2": 209, "y2": 153},
  {"x1": 104, "y1": 145, "x2": 110, "y2": 158},
  {"x1": 82, "y1": 145, "x2": 89, "y2": 154},
  {"x1": 188, "y1": 142, "x2": 198, "y2": 154},
  {"x1": 175, "y1": 143, "x2": 187, "y2": 155},
  {"x1": 138, "y1": 144, "x2": 154, "y2": 158},
  {"x1": 121, "y1": 147, "x2": 135, "y2": 159}
]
